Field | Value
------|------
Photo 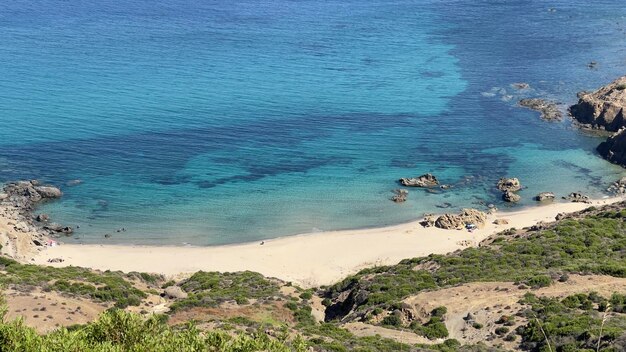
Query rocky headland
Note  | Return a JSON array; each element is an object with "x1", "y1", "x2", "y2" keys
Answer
[
  {"x1": 0, "y1": 180, "x2": 65, "y2": 260},
  {"x1": 568, "y1": 75, "x2": 626, "y2": 166},
  {"x1": 570, "y1": 75, "x2": 626, "y2": 132}
]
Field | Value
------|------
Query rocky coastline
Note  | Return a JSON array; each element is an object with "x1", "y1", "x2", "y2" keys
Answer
[
  {"x1": 0, "y1": 180, "x2": 67, "y2": 261},
  {"x1": 569, "y1": 75, "x2": 626, "y2": 165}
]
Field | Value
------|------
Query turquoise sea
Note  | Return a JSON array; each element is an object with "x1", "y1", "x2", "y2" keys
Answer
[{"x1": 1, "y1": 0, "x2": 625, "y2": 245}]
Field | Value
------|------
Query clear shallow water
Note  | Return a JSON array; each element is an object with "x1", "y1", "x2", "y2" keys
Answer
[{"x1": 1, "y1": 0, "x2": 625, "y2": 245}]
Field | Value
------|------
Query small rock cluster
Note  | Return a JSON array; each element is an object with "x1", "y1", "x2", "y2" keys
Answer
[
  {"x1": 399, "y1": 173, "x2": 439, "y2": 188},
  {"x1": 497, "y1": 178, "x2": 522, "y2": 203},
  {"x1": 563, "y1": 192, "x2": 591, "y2": 204},
  {"x1": 607, "y1": 177, "x2": 626, "y2": 194}
]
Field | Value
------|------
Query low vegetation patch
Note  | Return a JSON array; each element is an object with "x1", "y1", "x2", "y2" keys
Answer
[
  {"x1": 0, "y1": 257, "x2": 147, "y2": 307},
  {"x1": 171, "y1": 271, "x2": 280, "y2": 310}
]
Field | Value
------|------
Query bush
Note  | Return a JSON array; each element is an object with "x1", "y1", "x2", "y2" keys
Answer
[
  {"x1": 381, "y1": 315, "x2": 402, "y2": 327},
  {"x1": 495, "y1": 327, "x2": 509, "y2": 336},
  {"x1": 299, "y1": 291, "x2": 313, "y2": 300}
]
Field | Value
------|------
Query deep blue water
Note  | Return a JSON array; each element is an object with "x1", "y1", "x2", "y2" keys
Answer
[{"x1": 1, "y1": 0, "x2": 625, "y2": 245}]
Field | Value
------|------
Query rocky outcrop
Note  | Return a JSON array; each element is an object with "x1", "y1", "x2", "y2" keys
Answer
[
  {"x1": 502, "y1": 191, "x2": 521, "y2": 203},
  {"x1": 598, "y1": 128, "x2": 626, "y2": 167},
  {"x1": 391, "y1": 189, "x2": 408, "y2": 203},
  {"x1": 497, "y1": 178, "x2": 521, "y2": 192},
  {"x1": 519, "y1": 98, "x2": 563, "y2": 121},
  {"x1": 2, "y1": 181, "x2": 63, "y2": 210},
  {"x1": 0, "y1": 180, "x2": 66, "y2": 260},
  {"x1": 399, "y1": 174, "x2": 439, "y2": 187},
  {"x1": 534, "y1": 192, "x2": 555, "y2": 202},
  {"x1": 434, "y1": 209, "x2": 487, "y2": 230},
  {"x1": 569, "y1": 75, "x2": 626, "y2": 131}
]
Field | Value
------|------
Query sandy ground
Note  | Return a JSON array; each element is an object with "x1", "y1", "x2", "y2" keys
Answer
[
  {"x1": 32, "y1": 198, "x2": 621, "y2": 288},
  {"x1": 402, "y1": 274, "x2": 626, "y2": 348},
  {"x1": 4, "y1": 289, "x2": 108, "y2": 333}
]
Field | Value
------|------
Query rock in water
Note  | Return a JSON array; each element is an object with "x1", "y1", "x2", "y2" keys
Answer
[
  {"x1": 534, "y1": 192, "x2": 555, "y2": 202},
  {"x1": 511, "y1": 82, "x2": 530, "y2": 90},
  {"x1": 496, "y1": 178, "x2": 522, "y2": 192},
  {"x1": 502, "y1": 191, "x2": 521, "y2": 203},
  {"x1": 399, "y1": 173, "x2": 439, "y2": 187},
  {"x1": 598, "y1": 128, "x2": 626, "y2": 167},
  {"x1": 435, "y1": 208, "x2": 487, "y2": 230},
  {"x1": 569, "y1": 75, "x2": 626, "y2": 131},
  {"x1": 35, "y1": 186, "x2": 63, "y2": 199},
  {"x1": 519, "y1": 98, "x2": 563, "y2": 121},
  {"x1": 390, "y1": 189, "x2": 408, "y2": 203}
]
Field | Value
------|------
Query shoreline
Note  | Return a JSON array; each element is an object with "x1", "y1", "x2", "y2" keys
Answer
[{"x1": 32, "y1": 196, "x2": 624, "y2": 288}]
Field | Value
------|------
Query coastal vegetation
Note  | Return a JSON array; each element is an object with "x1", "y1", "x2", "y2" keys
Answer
[{"x1": 1, "y1": 203, "x2": 626, "y2": 350}]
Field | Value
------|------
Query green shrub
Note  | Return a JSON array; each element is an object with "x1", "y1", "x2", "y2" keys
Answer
[
  {"x1": 381, "y1": 314, "x2": 402, "y2": 327},
  {"x1": 299, "y1": 291, "x2": 313, "y2": 300}
]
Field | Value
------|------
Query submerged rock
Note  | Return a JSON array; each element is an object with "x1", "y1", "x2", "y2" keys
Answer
[
  {"x1": 511, "y1": 82, "x2": 530, "y2": 90},
  {"x1": 569, "y1": 75, "x2": 626, "y2": 131},
  {"x1": 519, "y1": 98, "x2": 563, "y2": 121},
  {"x1": 399, "y1": 173, "x2": 439, "y2": 187},
  {"x1": 496, "y1": 178, "x2": 522, "y2": 192},
  {"x1": 390, "y1": 189, "x2": 408, "y2": 203},
  {"x1": 534, "y1": 192, "x2": 556, "y2": 202},
  {"x1": 502, "y1": 191, "x2": 521, "y2": 203},
  {"x1": 434, "y1": 208, "x2": 487, "y2": 230}
]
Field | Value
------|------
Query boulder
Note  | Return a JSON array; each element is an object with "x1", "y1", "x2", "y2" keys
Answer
[
  {"x1": 569, "y1": 75, "x2": 626, "y2": 131},
  {"x1": 534, "y1": 192, "x2": 555, "y2": 202},
  {"x1": 391, "y1": 189, "x2": 408, "y2": 203},
  {"x1": 399, "y1": 173, "x2": 439, "y2": 187},
  {"x1": 493, "y1": 219, "x2": 509, "y2": 225},
  {"x1": 34, "y1": 186, "x2": 62, "y2": 199},
  {"x1": 502, "y1": 191, "x2": 521, "y2": 203},
  {"x1": 598, "y1": 128, "x2": 626, "y2": 167},
  {"x1": 164, "y1": 286, "x2": 188, "y2": 299},
  {"x1": 497, "y1": 178, "x2": 522, "y2": 192},
  {"x1": 435, "y1": 208, "x2": 487, "y2": 230},
  {"x1": 519, "y1": 98, "x2": 563, "y2": 121},
  {"x1": 36, "y1": 214, "x2": 50, "y2": 222}
]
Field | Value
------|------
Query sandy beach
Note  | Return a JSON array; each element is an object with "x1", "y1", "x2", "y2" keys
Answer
[{"x1": 31, "y1": 197, "x2": 622, "y2": 288}]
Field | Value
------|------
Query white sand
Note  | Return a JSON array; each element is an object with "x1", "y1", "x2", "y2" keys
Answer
[{"x1": 33, "y1": 198, "x2": 622, "y2": 288}]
